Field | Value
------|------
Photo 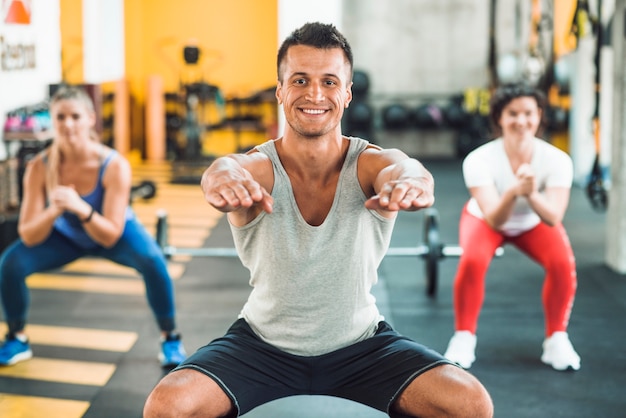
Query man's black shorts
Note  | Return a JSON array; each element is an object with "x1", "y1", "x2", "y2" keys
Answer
[{"x1": 174, "y1": 318, "x2": 453, "y2": 417}]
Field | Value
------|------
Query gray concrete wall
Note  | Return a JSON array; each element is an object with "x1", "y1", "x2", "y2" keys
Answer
[
  {"x1": 340, "y1": 0, "x2": 533, "y2": 157},
  {"x1": 606, "y1": 0, "x2": 626, "y2": 273},
  {"x1": 341, "y1": 0, "x2": 536, "y2": 100},
  {"x1": 343, "y1": 0, "x2": 490, "y2": 100}
]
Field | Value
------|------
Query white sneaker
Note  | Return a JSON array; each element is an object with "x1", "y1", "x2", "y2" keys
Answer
[
  {"x1": 541, "y1": 332, "x2": 581, "y2": 371},
  {"x1": 444, "y1": 331, "x2": 476, "y2": 369}
]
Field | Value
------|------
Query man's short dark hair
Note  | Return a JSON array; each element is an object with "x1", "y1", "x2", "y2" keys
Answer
[{"x1": 277, "y1": 22, "x2": 353, "y2": 81}]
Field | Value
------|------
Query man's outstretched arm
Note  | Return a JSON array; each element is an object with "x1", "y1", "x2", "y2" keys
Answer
[
  {"x1": 201, "y1": 154, "x2": 274, "y2": 214},
  {"x1": 364, "y1": 149, "x2": 435, "y2": 212}
]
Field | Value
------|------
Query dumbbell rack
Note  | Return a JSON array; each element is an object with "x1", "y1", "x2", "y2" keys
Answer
[{"x1": 1, "y1": 130, "x2": 53, "y2": 253}]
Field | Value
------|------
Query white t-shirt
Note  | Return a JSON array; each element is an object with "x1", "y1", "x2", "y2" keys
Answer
[{"x1": 463, "y1": 137, "x2": 573, "y2": 236}]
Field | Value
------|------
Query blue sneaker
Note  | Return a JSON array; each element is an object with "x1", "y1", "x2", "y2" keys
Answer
[
  {"x1": 0, "y1": 335, "x2": 33, "y2": 366},
  {"x1": 158, "y1": 333, "x2": 187, "y2": 368}
]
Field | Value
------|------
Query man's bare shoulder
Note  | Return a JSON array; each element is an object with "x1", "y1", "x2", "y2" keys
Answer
[
  {"x1": 359, "y1": 145, "x2": 408, "y2": 165},
  {"x1": 230, "y1": 148, "x2": 272, "y2": 170}
]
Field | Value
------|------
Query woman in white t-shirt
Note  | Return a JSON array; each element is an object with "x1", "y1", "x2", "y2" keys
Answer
[{"x1": 444, "y1": 83, "x2": 580, "y2": 371}]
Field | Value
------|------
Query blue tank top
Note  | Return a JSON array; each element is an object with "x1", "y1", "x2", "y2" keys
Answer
[{"x1": 52, "y1": 149, "x2": 133, "y2": 249}]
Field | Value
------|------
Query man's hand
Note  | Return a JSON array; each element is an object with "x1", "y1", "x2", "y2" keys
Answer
[
  {"x1": 365, "y1": 177, "x2": 434, "y2": 212},
  {"x1": 202, "y1": 164, "x2": 273, "y2": 214}
]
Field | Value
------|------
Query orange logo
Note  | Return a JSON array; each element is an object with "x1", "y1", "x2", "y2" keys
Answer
[{"x1": 3, "y1": 0, "x2": 31, "y2": 25}]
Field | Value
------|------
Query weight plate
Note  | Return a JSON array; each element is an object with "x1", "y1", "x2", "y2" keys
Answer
[
  {"x1": 155, "y1": 212, "x2": 170, "y2": 258},
  {"x1": 423, "y1": 208, "x2": 442, "y2": 297},
  {"x1": 141, "y1": 180, "x2": 157, "y2": 200}
]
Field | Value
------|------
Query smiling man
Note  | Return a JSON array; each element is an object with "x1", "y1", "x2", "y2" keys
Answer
[{"x1": 144, "y1": 22, "x2": 493, "y2": 418}]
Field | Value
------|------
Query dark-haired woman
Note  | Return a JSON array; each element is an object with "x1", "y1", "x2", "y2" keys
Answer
[{"x1": 444, "y1": 83, "x2": 580, "y2": 371}]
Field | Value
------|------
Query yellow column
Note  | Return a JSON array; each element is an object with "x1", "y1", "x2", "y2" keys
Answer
[
  {"x1": 145, "y1": 75, "x2": 166, "y2": 162},
  {"x1": 113, "y1": 79, "x2": 130, "y2": 155}
]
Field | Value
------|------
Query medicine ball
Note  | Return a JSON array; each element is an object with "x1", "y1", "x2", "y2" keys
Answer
[
  {"x1": 443, "y1": 98, "x2": 470, "y2": 128},
  {"x1": 345, "y1": 101, "x2": 373, "y2": 129},
  {"x1": 344, "y1": 101, "x2": 373, "y2": 139},
  {"x1": 414, "y1": 103, "x2": 445, "y2": 129},
  {"x1": 382, "y1": 104, "x2": 411, "y2": 130},
  {"x1": 351, "y1": 70, "x2": 370, "y2": 98}
]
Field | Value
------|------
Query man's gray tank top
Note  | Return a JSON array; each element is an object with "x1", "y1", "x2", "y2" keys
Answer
[{"x1": 231, "y1": 137, "x2": 395, "y2": 356}]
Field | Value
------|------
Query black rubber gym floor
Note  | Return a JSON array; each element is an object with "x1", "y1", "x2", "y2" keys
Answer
[{"x1": 0, "y1": 158, "x2": 624, "y2": 417}]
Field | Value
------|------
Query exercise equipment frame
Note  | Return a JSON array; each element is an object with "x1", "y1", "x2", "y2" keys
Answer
[{"x1": 154, "y1": 208, "x2": 503, "y2": 297}]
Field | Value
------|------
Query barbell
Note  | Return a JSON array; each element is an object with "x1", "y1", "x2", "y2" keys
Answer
[{"x1": 154, "y1": 208, "x2": 503, "y2": 297}]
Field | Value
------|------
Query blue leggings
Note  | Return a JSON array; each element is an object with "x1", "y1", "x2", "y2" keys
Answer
[{"x1": 0, "y1": 218, "x2": 177, "y2": 335}]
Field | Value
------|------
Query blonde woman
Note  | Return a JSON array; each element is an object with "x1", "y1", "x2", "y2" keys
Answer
[{"x1": 0, "y1": 85, "x2": 186, "y2": 367}]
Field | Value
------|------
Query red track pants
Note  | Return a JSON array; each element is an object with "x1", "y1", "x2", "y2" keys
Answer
[{"x1": 453, "y1": 205, "x2": 577, "y2": 337}]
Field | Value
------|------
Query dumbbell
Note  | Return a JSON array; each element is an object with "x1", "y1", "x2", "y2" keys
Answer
[{"x1": 130, "y1": 180, "x2": 157, "y2": 202}]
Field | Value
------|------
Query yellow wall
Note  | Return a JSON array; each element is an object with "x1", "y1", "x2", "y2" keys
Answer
[
  {"x1": 124, "y1": 0, "x2": 278, "y2": 103},
  {"x1": 553, "y1": 0, "x2": 578, "y2": 59},
  {"x1": 59, "y1": 0, "x2": 84, "y2": 84},
  {"x1": 60, "y1": 0, "x2": 278, "y2": 157},
  {"x1": 549, "y1": 0, "x2": 579, "y2": 153},
  {"x1": 124, "y1": 0, "x2": 279, "y2": 156}
]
